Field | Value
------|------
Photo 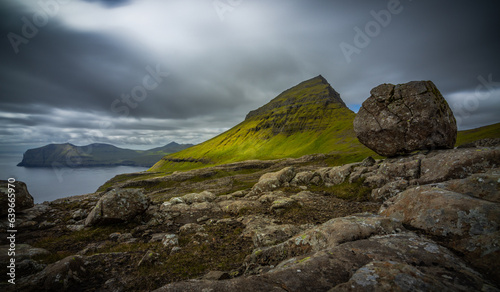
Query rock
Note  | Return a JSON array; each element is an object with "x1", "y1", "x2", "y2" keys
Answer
[
  {"x1": 0, "y1": 180, "x2": 34, "y2": 216},
  {"x1": 290, "y1": 171, "x2": 322, "y2": 186},
  {"x1": 442, "y1": 169, "x2": 500, "y2": 203},
  {"x1": 380, "y1": 184, "x2": 500, "y2": 284},
  {"x1": 219, "y1": 200, "x2": 262, "y2": 215},
  {"x1": 348, "y1": 167, "x2": 369, "y2": 183},
  {"x1": 379, "y1": 157, "x2": 421, "y2": 180},
  {"x1": 331, "y1": 260, "x2": 457, "y2": 291},
  {"x1": 239, "y1": 215, "x2": 305, "y2": 248},
  {"x1": 203, "y1": 271, "x2": 231, "y2": 281},
  {"x1": 258, "y1": 191, "x2": 285, "y2": 204},
  {"x1": 169, "y1": 197, "x2": 184, "y2": 205},
  {"x1": 229, "y1": 190, "x2": 246, "y2": 198},
  {"x1": 66, "y1": 224, "x2": 85, "y2": 232},
  {"x1": 322, "y1": 164, "x2": 354, "y2": 185},
  {"x1": 154, "y1": 233, "x2": 493, "y2": 292},
  {"x1": 371, "y1": 179, "x2": 409, "y2": 202},
  {"x1": 160, "y1": 200, "x2": 222, "y2": 224},
  {"x1": 380, "y1": 185, "x2": 500, "y2": 237},
  {"x1": 250, "y1": 224, "x2": 304, "y2": 248},
  {"x1": 418, "y1": 147, "x2": 500, "y2": 184},
  {"x1": 179, "y1": 223, "x2": 205, "y2": 234},
  {"x1": 161, "y1": 234, "x2": 179, "y2": 248},
  {"x1": 290, "y1": 191, "x2": 318, "y2": 202},
  {"x1": 171, "y1": 246, "x2": 182, "y2": 254},
  {"x1": 252, "y1": 167, "x2": 296, "y2": 193},
  {"x1": 84, "y1": 188, "x2": 150, "y2": 226},
  {"x1": 181, "y1": 191, "x2": 216, "y2": 204},
  {"x1": 360, "y1": 156, "x2": 376, "y2": 167},
  {"x1": 43, "y1": 255, "x2": 87, "y2": 290},
  {"x1": 150, "y1": 233, "x2": 168, "y2": 243},
  {"x1": 16, "y1": 259, "x2": 46, "y2": 277},
  {"x1": 269, "y1": 197, "x2": 300, "y2": 213},
  {"x1": 354, "y1": 81, "x2": 457, "y2": 157},
  {"x1": 247, "y1": 214, "x2": 403, "y2": 268},
  {"x1": 363, "y1": 174, "x2": 388, "y2": 189},
  {"x1": 71, "y1": 209, "x2": 87, "y2": 220},
  {"x1": 359, "y1": 147, "x2": 499, "y2": 195},
  {"x1": 0, "y1": 244, "x2": 50, "y2": 263},
  {"x1": 19, "y1": 255, "x2": 88, "y2": 291}
]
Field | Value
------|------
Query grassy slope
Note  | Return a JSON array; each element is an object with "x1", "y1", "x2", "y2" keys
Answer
[
  {"x1": 150, "y1": 76, "x2": 376, "y2": 173},
  {"x1": 456, "y1": 122, "x2": 500, "y2": 146}
]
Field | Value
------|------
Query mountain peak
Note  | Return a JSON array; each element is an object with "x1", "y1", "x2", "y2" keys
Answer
[
  {"x1": 245, "y1": 75, "x2": 346, "y2": 121},
  {"x1": 151, "y1": 75, "x2": 362, "y2": 172}
]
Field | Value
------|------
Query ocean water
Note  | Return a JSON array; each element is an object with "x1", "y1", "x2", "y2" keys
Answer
[{"x1": 0, "y1": 154, "x2": 148, "y2": 203}]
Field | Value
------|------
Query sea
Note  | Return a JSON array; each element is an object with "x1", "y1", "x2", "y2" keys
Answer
[{"x1": 0, "y1": 153, "x2": 148, "y2": 203}]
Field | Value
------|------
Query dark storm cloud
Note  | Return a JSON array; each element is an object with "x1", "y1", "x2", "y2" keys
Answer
[{"x1": 0, "y1": 0, "x2": 499, "y2": 150}]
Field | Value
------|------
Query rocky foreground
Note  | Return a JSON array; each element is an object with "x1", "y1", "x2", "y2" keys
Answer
[{"x1": 1, "y1": 141, "x2": 499, "y2": 291}]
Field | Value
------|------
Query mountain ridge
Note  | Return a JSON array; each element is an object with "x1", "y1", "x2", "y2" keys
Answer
[{"x1": 17, "y1": 142, "x2": 193, "y2": 167}]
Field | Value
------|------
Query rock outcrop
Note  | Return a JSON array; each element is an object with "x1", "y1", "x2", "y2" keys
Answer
[
  {"x1": 252, "y1": 167, "x2": 296, "y2": 193},
  {"x1": 85, "y1": 188, "x2": 150, "y2": 226},
  {"x1": 354, "y1": 81, "x2": 457, "y2": 157},
  {"x1": 5, "y1": 143, "x2": 499, "y2": 291},
  {"x1": 0, "y1": 180, "x2": 34, "y2": 216},
  {"x1": 4, "y1": 141, "x2": 499, "y2": 291},
  {"x1": 380, "y1": 178, "x2": 500, "y2": 282},
  {"x1": 5, "y1": 74, "x2": 500, "y2": 291},
  {"x1": 155, "y1": 232, "x2": 494, "y2": 292}
]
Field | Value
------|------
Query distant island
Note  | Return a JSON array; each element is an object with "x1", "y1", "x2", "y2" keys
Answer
[{"x1": 17, "y1": 142, "x2": 193, "y2": 167}]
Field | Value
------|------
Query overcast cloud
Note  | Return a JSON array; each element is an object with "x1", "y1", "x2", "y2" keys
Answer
[{"x1": 1, "y1": 0, "x2": 499, "y2": 152}]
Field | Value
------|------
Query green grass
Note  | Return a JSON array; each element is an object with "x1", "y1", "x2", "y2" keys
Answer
[
  {"x1": 150, "y1": 76, "x2": 377, "y2": 173},
  {"x1": 456, "y1": 122, "x2": 500, "y2": 146}
]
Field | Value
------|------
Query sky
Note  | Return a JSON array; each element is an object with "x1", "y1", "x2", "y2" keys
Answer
[{"x1": 1, "y1": 0, "x2": 499, "y2": 153}]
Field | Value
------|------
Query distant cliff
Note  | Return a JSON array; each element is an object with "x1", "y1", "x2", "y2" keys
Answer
[{"x1": 17, "y1": 142, "x2": 193, "y2": 167}]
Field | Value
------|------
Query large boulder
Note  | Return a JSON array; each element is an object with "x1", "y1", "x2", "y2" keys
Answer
[
  {"x1": 0, "y1": 180, "x2": 34, "y2": 216},
  {"x1": 252, "y1": 167, "x2": 296, "y2": 193},
  {"x1": 85, "y1": 188, "x2": 149, "y2": 226},
  {"x1": 354, "y1": 81, "x2": 457, "y2": 157}
]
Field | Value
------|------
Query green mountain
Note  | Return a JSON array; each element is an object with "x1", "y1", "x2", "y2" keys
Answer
[
  {"x1": 150, "y1": 75, "x2": 376, "y2": 173},
  {"x1": 17, "y1": 142, "x2": 193, "y2": 167}
]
